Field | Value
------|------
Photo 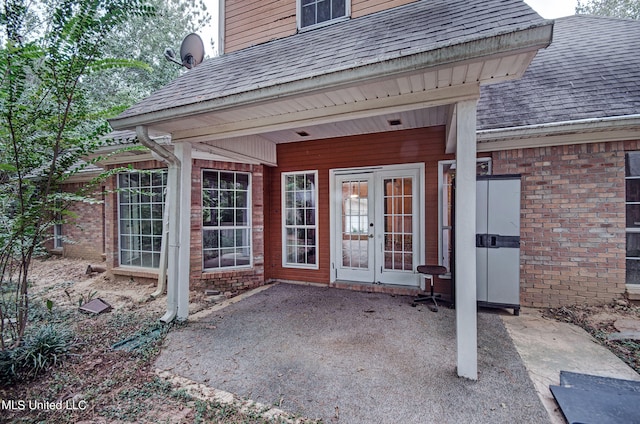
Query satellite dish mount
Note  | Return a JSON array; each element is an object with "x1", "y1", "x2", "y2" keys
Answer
[{"x1": 164, "y1": 33, "x2": 205, "y2": 69}]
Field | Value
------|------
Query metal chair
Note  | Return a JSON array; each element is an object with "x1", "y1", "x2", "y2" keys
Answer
[{"x1": 413, "y1": 265, "x2": 448, "y2": 312}]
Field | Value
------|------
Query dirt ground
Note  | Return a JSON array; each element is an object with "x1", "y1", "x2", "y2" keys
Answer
[
  {"x1": 543, "y1": 301, "x2": 640, "y2": 374},
  {"x1": 1, "y1": 256, "x2": 639, "y2": 423},
  {"x1": 1, "y1": 256, "x2": 306, "y2": 424}
]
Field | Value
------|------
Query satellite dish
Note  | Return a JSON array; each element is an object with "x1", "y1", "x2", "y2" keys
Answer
[
  {"x1": 164, "y1": 33, "x2": 205, "y2": 69},
  {"x1": 179, "y1": 33, "x2": 204, "y2": 69}
]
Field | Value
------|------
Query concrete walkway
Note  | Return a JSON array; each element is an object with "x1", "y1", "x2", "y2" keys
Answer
[{"x1": 502, "y1": 308, "x2": 640, "y2": 424}]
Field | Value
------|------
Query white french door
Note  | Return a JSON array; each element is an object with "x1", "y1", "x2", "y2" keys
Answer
[{"x1": 332, "y1": 164, "x2": 423, "y2": 287}]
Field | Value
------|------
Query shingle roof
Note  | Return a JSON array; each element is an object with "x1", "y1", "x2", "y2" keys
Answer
[
  {"x1": 478, "y1": 15, "x2": 640, "y2": 130},
  {"x1": 114, "y1": 0, "x2": 547, "y2": 123}
]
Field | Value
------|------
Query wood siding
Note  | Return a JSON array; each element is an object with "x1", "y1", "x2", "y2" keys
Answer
[
  {"x1": 351, "y1": 0, "x2": 416, "y2": 18},
  {"x1": 266, "y1": 126, "x2": 453, "y2": 292},
  {"x1": 224, "y1": 0, "x2": 418, "y2": 53},
  {"x1": 225, "y1": 0, "x2": 296, "y2": 53}
]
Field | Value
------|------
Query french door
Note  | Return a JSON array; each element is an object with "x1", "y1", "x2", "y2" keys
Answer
[{"x1": 332, "y1": 165, "x2": 423, "y2": 287}]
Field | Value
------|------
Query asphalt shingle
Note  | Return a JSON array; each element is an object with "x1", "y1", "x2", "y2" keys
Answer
[
  {"x1": 478, "y1": 15, "x2": 640, "y2": 129},
  {"x1": 115, "y1": 0, "x2": 547, "y2": 122}
]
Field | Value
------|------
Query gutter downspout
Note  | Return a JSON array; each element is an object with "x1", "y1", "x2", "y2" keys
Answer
[
  {"x1": 136, "y1": 126, "x2": 181, "y2": 323},
  {"x1": 151, "y1": 183, "x2": 170, "y2": 298}
]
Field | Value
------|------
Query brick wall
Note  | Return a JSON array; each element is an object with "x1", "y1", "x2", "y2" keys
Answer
[
  {"x1": 104, "y1": 159, "x2": 266, "y2": 294},
  {"x1": 492, "y1": 141, "x2": 633, "y2": 307},
  {"x1": 49, "y1": 182, "x2": 105, "y2": 261},
  {"x1": 189, "y1": 160, "x2": 265, "y2": 294}
]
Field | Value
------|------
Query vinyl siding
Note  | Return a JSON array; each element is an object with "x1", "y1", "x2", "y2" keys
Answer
[{"x1": 224, "y1": 0, "x2": 418, "y2": 53}]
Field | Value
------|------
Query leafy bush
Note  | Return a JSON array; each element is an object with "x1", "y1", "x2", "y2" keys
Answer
[
  {"x1": 0, "y1": 324, "x2": 75, "y2": 385},
  {"x1": 0, "y1": 348, "x2": 17, "y2": 386}
]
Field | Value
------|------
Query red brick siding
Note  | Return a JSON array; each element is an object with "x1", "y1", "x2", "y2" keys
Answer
[
  {"x1": 104, "y1": 159, "x2": 266, "y2": 293},
  {"x1": 190, "y1": 160, "x2": 266, "y2": 293},
  {"x1": 492, "y1": 141, "x2": 632, "y2": 307},
  {"x1": 49, "y1": 182, "x2": 105, "y2": 261}
]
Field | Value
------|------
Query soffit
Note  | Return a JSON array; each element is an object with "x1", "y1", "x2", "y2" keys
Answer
[{"x1": 152, "y1": 51, "x2": 536, "y2": 144}]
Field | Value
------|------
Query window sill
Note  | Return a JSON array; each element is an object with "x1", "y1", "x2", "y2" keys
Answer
[
  {"x1": 201, "y1": 267, "x2": 254, "y2": 279},
  {"x1": 112, "y1": 267, "x2": 159, "y2": 280},
  {"x1": 626, "y1": 283, "x2": 640, "y2": 300}
]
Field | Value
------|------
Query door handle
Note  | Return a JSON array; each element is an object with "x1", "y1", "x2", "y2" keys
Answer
[{"x1": 368, "y1": 234, "x2": 374, "y2": 239}]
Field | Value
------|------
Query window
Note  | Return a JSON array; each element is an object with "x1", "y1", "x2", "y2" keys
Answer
[
  {"x1": 626, "y1": 152, "x2": 640, "y2": 284},
  {"x1": 118, "y1": 170, "x2": 166, "y2": 268},
  {"x1": 53, "y1": 223, "x2": 63, "y2": 249},
  {"x1": 283, "y1": 171, "x2": 318, "y2": 268},
  {"x1": 438, "y1": 159, "x2": 491, "y2": 273},
  {"x1": 298, "y1": 0, "x2": 349, "y2": 30},
  {"x1": 202, "y1": 171, "x2": 251, "y2": 270},
  {"x1": 53, "y1": 200, "x2": 63, "y2": 249}
]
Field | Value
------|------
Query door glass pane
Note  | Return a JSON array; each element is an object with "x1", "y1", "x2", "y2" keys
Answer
[
  {"x1": 341, "y1": 180, "x2": 369, "y2": 268},
  {"x1": 383, "y1": 177, "x2": 413, "y2": 271}
]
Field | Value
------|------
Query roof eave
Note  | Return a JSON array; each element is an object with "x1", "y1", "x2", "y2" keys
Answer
[
  {"x1": 477, "y1": 114, "x2": 640, "y2": 152},
  {"x1": 109, "y1": 23, "x2": 553, "y2": 132}
]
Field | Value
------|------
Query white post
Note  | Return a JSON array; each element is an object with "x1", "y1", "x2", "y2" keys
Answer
[
  {"x1": 175, "y1": 142, "x2": 192, "y2": 321},
  {"x1": 455, "y1": 99, "x2": 478, "y2": 380}
]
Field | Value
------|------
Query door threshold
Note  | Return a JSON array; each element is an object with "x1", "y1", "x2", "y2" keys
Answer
[{"x1": 331, "y1": 280, "x2": 420, "y2": 296}]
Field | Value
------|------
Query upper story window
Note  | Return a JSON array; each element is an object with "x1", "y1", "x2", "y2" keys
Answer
[{"x1": 298, "y1": 0, "x2": 350, "y2": 30}]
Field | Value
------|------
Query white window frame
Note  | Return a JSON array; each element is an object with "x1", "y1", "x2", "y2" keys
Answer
[
  {"x1": 438, "y1": 158, "x2": 492, "y2": 276},
  {"x1": 282, "y1": 170, "x2": 319, "y2": 269},
  {"x1": 117, "y1": 170, "x2": 167, "y2": 269},
  {"x1": 625, "y1": 152, "x2": 640, "y2": 285},
  {"x1": 202, "y1": 170, "x2": 252, "y2": 271},
  {"x1": 53, "y1": 223, "x2": 63, "y2": 249},
  {"x1": 297, "y1": 0, "x2": 351, "y2": 31}
]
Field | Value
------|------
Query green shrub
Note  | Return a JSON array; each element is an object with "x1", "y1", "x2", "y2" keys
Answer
[
  {"x1": 0, "y1": 348, "x2": 18, "y2": 386},
  {"x1": 18, "y1": 324, "x2": 75, "y2": 376},
  {"x1": 0, "y1": 324, "x2": 75, "y2": 385}
]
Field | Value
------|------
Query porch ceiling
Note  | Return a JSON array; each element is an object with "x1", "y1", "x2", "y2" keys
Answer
[{"x1": 151, "y1": 51, "x2": 537, "y2": 157}]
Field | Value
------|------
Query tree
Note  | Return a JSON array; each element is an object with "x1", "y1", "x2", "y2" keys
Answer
[
  {"x1": 576, "y1": 0, "x2": 640, "y2": 19},
  {"x1": 84, "y1": 0, "x2": 212, "y2": 112},
  {"x1": 0, "y1": 0, "x2": 155, "y2": 349}
]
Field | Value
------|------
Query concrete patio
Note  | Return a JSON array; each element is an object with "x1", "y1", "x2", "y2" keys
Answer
[{"x1": 155, "y1": 283, "x2": 551, "y2": 423}]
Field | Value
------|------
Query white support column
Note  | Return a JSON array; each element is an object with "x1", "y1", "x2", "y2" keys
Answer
[
  {"x1": 175, "y1": 142, "x2": 192, "y2": 321},
  {"x1": 454, "y1": 99, "x2": 479, "y2": 380}
]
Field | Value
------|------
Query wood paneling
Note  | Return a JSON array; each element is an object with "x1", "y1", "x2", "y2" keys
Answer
[
  {"x1": 225, "y1": 0, "x2": 296, "y2": 53},
  {"x1": 265, "y1": 126, "x2": 453, "y2": 287},
  {"x1": 224, "y1": 0, "x2": 419, "y2": 53},
  {"x1": 352, "y1": 0, "x2": 416, "y2": 18}
]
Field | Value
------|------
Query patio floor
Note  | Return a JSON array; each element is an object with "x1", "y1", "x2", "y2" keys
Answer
[{"x1": 155, "y1": 283, "x2": 550, "y2": 423}]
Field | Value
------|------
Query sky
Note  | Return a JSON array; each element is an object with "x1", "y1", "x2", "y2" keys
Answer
[
  {"x1": 200, "y1": 0, "x2": 580, "y2": 56},
  {"x1": 525, "y1": 0, "x2": 579, "y2": 18}
]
